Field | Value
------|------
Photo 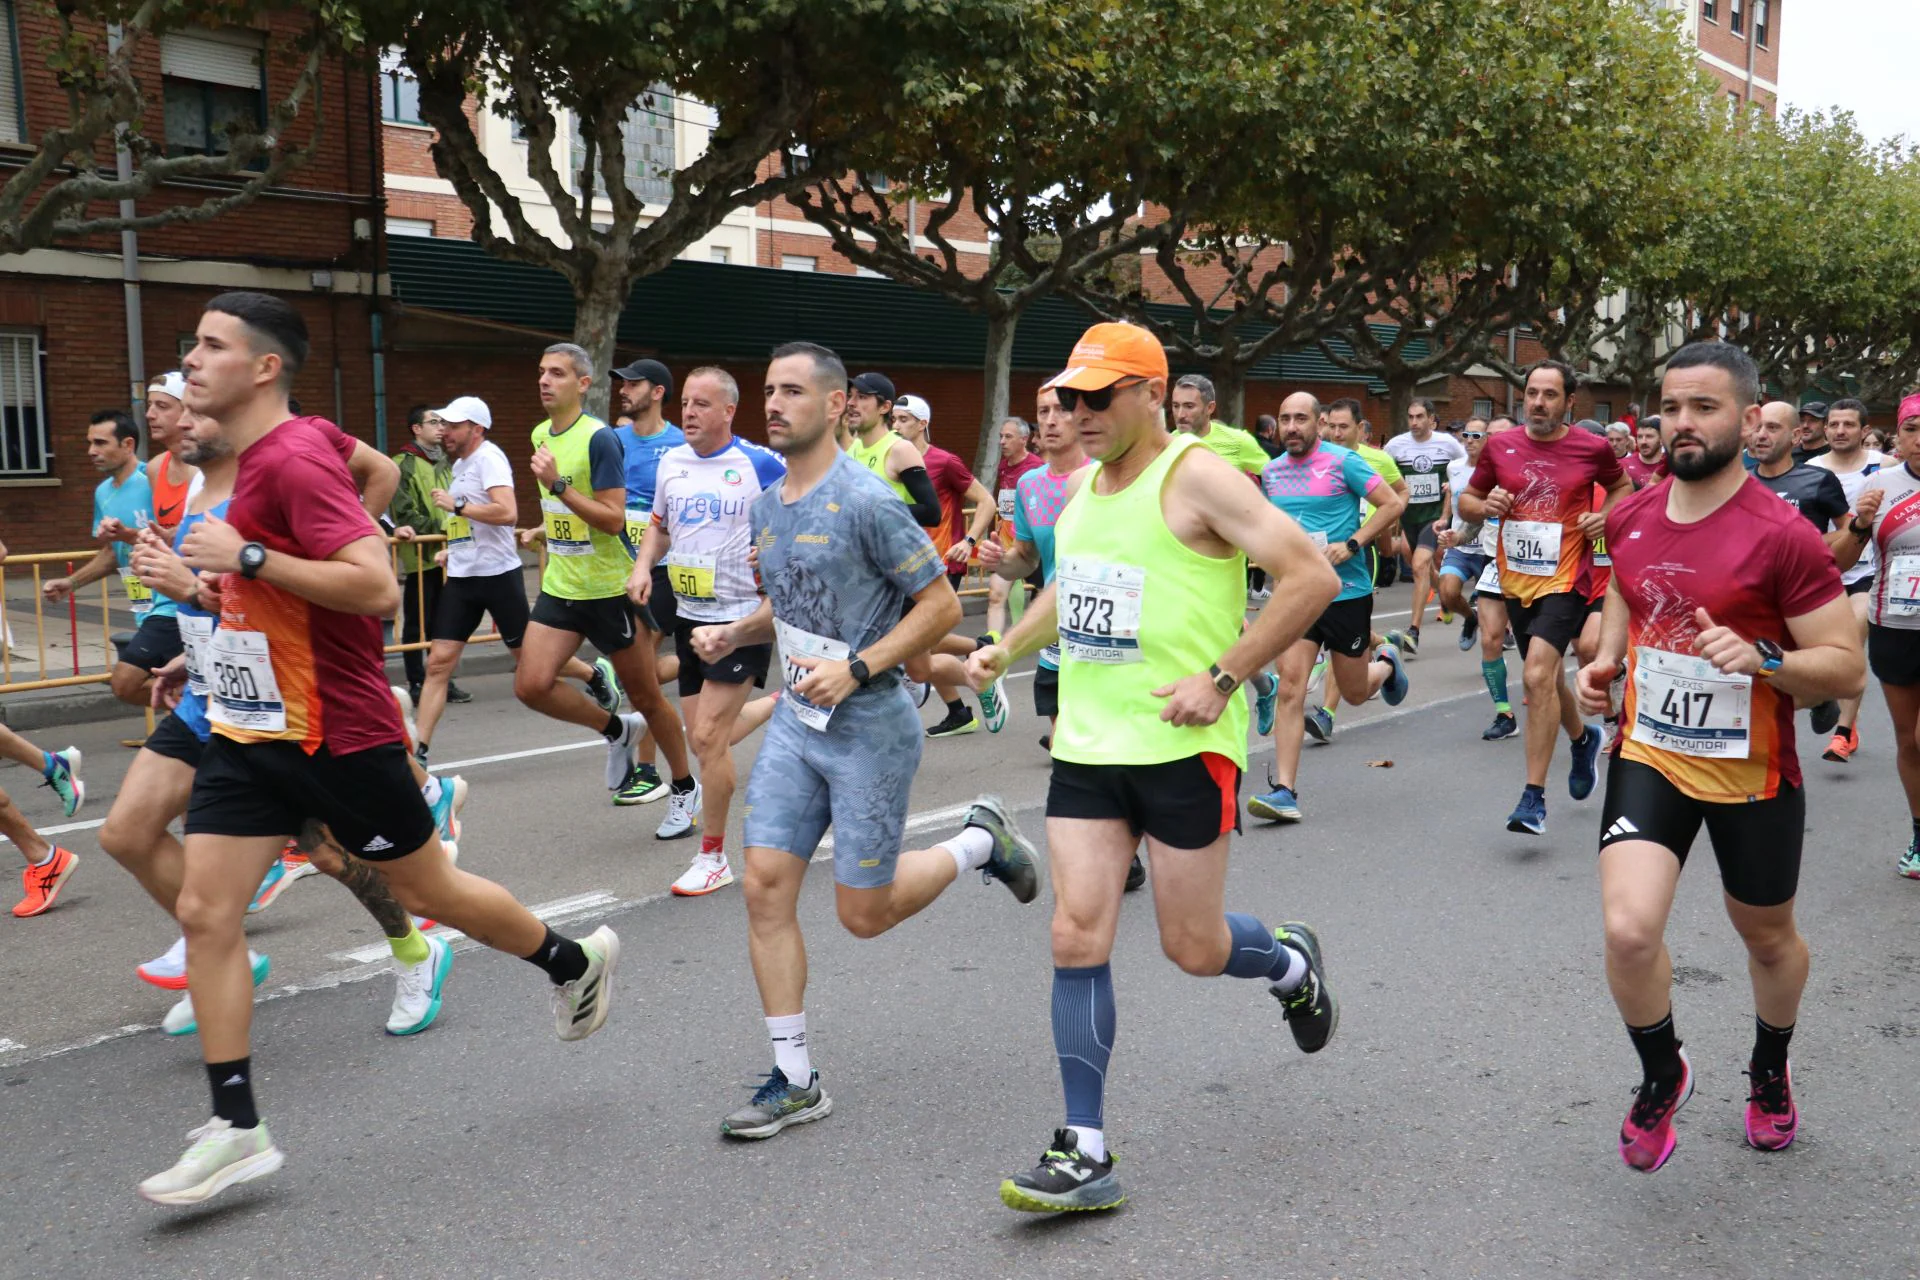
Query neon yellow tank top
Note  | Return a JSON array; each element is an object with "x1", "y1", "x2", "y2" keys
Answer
[
  {"x1": 1052, "y1": 432, "x2": 1249, "y2": 769},
  {"x1": 848, "y1": 429, "x2": 913, "y2": 503},
  {"x1": 531, "y1": 414, "x2": 628, "y2": 600}
]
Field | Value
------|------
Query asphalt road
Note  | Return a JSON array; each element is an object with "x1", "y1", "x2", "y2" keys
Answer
[{"x1": 4, "y1": 582, "x2": 1918, "y2": 1280}]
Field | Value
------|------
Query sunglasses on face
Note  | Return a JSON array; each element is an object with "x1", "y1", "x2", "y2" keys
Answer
[
  {"x1": 1055, "y1": 377, "x2": 1146, "y2": 413},
  {"x1": 1462, "y1": 431, "x2": 1485, "y2": 440}
]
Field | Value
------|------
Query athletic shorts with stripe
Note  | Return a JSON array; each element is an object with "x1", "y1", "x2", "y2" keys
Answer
[
  {"x1": 1046, "y1": 752, "x2": 1242, "y2": 849},
  {"x1": 742, "y1": 683, "x2": 923, "y2": 889}
]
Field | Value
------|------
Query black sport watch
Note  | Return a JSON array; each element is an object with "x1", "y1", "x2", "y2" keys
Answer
[
  {"x1": 847, "y1": 656, "x2": 873, "y2": 686},
  {"x1": 548, "y1": 477, "x2": 570, "y2": 498},
  {"x1": 1754, "y1": 637, "x2": 1785, "y2": 678},
  {"x1": 238, "y1": 542, "x2": 267, "y2": 580},
  {"x1": 1345, "y1": 537, "x2": 1362, "y2": 557}
]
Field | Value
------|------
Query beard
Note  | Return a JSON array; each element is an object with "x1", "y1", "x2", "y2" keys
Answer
[{"x1": 1667, "y1": 434, "x2": 1742, "y2": 481}]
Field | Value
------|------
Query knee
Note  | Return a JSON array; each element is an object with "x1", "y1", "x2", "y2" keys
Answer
[
  {"x1": 109, "y1": 665, "x2": 145, "y2": 703},
  {"x1": 1274, "y1": 666, "x2": 1310, "y2": 705},
  {"x1": 1050, "y1": 909, "x2": 1108, "y2": 964},
  {"x1": 741, "y1": 861, "x2": 795, "y2": 920},
  {"x1": 1736, "y1": 921, "x2": 1802, "y2": 967},
  {"x1": 425, "y1": 648, "x2": 458, "y2": 680},
  {"x1": 512, "y1": 666, "x2": 551, "y2": 703},
  {"x1": 97, "y1": 812, "x2": 142, "y2": 862},
  {"x1": 835, "y1": 897, "x2": 891, "y2": 939},
  {"x1": 1603, "y1": 908, "x2": 1664, "y2": 970},
  {"x1": 1522, "y1": 656, "x2": 1560, "y2": 691},
  {"x1": 690, "y1": 720, "x2": 728, "y2": 762},
  {"x1": 175, "y1": 885, "x2": 239, "y2": 942},
  {"x1": 1159, "y1": 924, "x2": 1226, "y2": 976}
]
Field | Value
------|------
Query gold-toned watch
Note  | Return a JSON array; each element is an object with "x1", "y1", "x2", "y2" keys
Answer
[{"x1": 1209, "y1": 663, "x2": 1240, "y2": 695}]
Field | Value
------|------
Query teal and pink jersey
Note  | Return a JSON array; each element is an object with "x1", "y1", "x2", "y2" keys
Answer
[
  {"x1": 1259, "y1": 442, "x2": 1384, "y2": 601},
  {"x1": 1013, "y1": 458, "x2": 1090, "y2": 672}
]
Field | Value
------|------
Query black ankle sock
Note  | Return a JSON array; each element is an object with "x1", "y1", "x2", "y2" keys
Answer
[
  {"x1": 946, "y1": 699, "x2": 966, "y2": 714},
  {"x1": 601, "y1": 713, "x2": 623, "y2": 741},
  {"x1": 206, "y1": 1058, "x2": 259, "y2": 1129},
  {"x1": 1627, "y1": 1013, "x2": 1684, "y2": 1086},
  {"x1": 1751, "y1": 1016, "x2": 1794, "y2": 1075},
  {"x1": 671, "y1": 776, "x2": 696, "y2": 793},
  {"x1": 524, "y1": 926, "x2": 589, "y2": 985}
]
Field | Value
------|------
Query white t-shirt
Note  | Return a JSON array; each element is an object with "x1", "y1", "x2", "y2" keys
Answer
[
  {"x1": 1861, "y1": 462, "x2": 1920, "y2": 628},
  {"x1": 1446, "y1": 455, "x2": 1481, "y2": 540},
  {"x1": 1812, "y1": 450, "x2": 1887, "y2": 583},
  {"x1": 1385, "y1": 431, "x2": 1467, "y2": 510},
  {"x1": 447, "y1": 440, "x2": 522, "y2": 578},
  {"x1": 651, "y1": 437, "x2": 786, "y2": 623}
]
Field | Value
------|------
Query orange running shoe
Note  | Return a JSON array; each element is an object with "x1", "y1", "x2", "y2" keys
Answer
[
  {"x1": 14, "y1": 846, "x2": 79, "y2": 917},
  {"x1": 1822, "y1": 725, "x2": 1859, "y2": 763}
]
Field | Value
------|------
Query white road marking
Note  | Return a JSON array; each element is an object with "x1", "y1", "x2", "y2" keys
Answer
[{"x1": 328, "y1": 890, "x2": 622, "y2": 964}]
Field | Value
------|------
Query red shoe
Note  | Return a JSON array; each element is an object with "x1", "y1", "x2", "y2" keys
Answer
[
  {"x1": 1619, "y1": 1050, "x2": 1693, "y2": 1173},
  {"x1": 13, "y1": 847, "x2": 79, "y2": 917},
  {"x1": 1822, "y1": 725, "x2": 1859, "y2": 762},
  {"x1": 1744, "y1": 1062, "x2": 1798, "y2": 1151}
]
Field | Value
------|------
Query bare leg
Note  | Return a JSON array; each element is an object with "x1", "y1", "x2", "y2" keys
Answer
[
  {"x1": 0, "y1": 723, "x2": 48, "y2": 770},
  {"x1": 513, "y1": 622, "x2": 608, "y2": 731},
  {"x1": 1599, "y1": 840, "x2": 1683, "y2": 1027},
  {"x1": 177, "y1": 834, "x2": 288, "y2": 1062},
  {"x1": 416, "y1": 638, "x2": 467, "y2": 750},
  {"x1": 0, "y1": 785, "x2": 51, "y2": 866},
  {"x1": 607, "y1": 636, "x2": 691, "y2": 780},
  {"x1": 1726, "y1": 896, "x2": 1809, "y2": 1030},
  {"x1": 97, "y1": 748, "x2": 195, "y2": 910},
  {"x1": 689, "y1": 679, "x2": 753, "y2": 845},
  {"x1": 743, "y1": 846, "x2": 809, "y2": 1016}
]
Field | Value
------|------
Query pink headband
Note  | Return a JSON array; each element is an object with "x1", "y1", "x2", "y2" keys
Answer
[{"x1": 1900, "y1": 393, "x2": 1920, "y2": 426}]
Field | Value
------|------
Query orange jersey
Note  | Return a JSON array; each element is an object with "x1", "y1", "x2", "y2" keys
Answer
[
  {"x1": 1469, "y1": 427, "x2": 1623, "y2": 604},
  {"x1": 149, "y1": 451, "x2": 194, "y2": 532}
]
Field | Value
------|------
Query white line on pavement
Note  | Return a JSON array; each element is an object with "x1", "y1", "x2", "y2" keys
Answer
[{"x1": 327, "y1": 890, "x2": 622, "y2": 964}]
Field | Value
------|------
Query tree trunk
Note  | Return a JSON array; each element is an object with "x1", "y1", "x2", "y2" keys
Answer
[
  {"x1": 571, "y1": 261, "x2": 628, "y2": 422},
  {"x1": 1384, "y1": 372, "x2": 1419, "y2": 444},
  {"x1": 973, "y1": 307, "x2": 1018, "y2": 480},
  {"x1": 1209, "y1": 358, "x2": 1248, "y2": 428}
]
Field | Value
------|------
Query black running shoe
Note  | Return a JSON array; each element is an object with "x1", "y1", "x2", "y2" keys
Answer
[
  {"x1": 1124, "y1": 854, "x2": 1146, "y2": 893},
  {"x1": 964, "y1": 795, "x2": 1041, "y2": 903},
  {"x1": 1000, "y1": 1129, "x2": 1123, "y2": 1213},
  {"x1": 926, "y1": 706, "x2": 979, "y2": 738},
  {"x1": 1482, "y1": 711, "x2": 1518, "y2": 741},
  {"x1": 1458, "y1": 611, "x2": 1478, "y2": 651},
  {"x1": 446, "y1": 682, "x2": 473, "y2": 705},
  {"x1": 1270, "y1": 922, "x2": 1337, "y2": 1054},
  {"x1": 1808, "y1": 699, "x2": 1841, "y2": 737}
]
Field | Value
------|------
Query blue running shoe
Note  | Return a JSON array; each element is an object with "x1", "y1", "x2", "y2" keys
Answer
[
  {"x1": 1506, "y1": 788, "x2": 1547, "y2": 835},
  {"x1": 1378, "y1": 644, "x2": 1409, "y2": 707},
  {"x1": 246, "y1": 859, "x2": 287, "y2": 915},
  {"x1": 1304, "y1": 706, "x2": 1334, "y2": 744},
  {"x1": 1252, "y1": 670, "x2": 1278, "y2": 737},
  {"x1": 1568, "y1": 725, "x2": 1602, "y2": 801},
  {"x1": 430, "y1": 774, "x2": 467, "y2": 844},
  {"x1": 1247, "y1": 782, "x2": 1302, "y2": 823},
  {"x1": 43, "y1": 746, "x2": 84, "y2": 817}
]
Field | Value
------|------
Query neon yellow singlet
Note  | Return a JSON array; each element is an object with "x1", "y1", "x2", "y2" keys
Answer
[
  {"x1": 1051, "y1": 432, "x2": 1249, "y2": 768},
  {"x1": 848, "y1": 429, "x2": 913, "y2": 503},
  {"x1": 531, "y1": 414, "x2": 627, "y2": 600}
]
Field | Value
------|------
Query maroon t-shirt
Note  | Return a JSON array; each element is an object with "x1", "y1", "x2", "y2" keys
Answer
[
  {"x1": 921, "y1": 444, "x2": 974, "y2": 555},
  {"x1": 215, "y1": 416, "x2": 404, "y2": 755},
  {"x1": 995, "y1": 450, "x2": 1045, "y2": 544},
  {"x1": 1468, "y1": 426, "x2": 1624, "y2": 604},
  {"x1": 1622, "y1": 452, "x2": 1667, "y2": 489}
]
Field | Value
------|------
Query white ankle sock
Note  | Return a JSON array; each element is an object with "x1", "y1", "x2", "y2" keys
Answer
[
  {"x1": 940, "y1": 826, "x2": 995, "y2": 875},
  {"x1": 1272, "y1": 943, "x2": 1309, "y2": 993},
  {"x1": 767, "y1": 1012, "x2": 810, "y2": 1083},
  {"x1": 26, "y1": 846, "x2": 54, "y2": 867},
  {"x1": 1071, "y1": 1126, "x2": 1107, "y2": 1161}
]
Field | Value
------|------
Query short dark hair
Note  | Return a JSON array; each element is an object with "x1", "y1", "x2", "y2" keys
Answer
[
  {"x1": 1254, "y1": 414, "x2": 1277, "y2": 432},
  {"x1": 770, "y1": 341, "x2": 847, "y2": 395},
  {"x1": 88, "y1": 409, "x2": 138, "y2": 443},
  {"x1": 1829, "y1": 396, "x2": 1869, "y2": 422},
  {"x1": 204, "y1": 291, "x2": 309, "y2": 380},
  {"x1": 406, "y1": 403, "x2": 432, "y2": 430},
  {"x1": 1664, "y1": 341, "x2": 1760, "y2": 408},
  {"x1": 1524, "y1": 359, "x2": 1576, "y2": 395},
  {"x1": 1411, "y1": 397, "x2": 1436, "y2": 416},
  {"x1": 287, "y1": 396, "x2": 303, "y2": 416},
  {"x1": 1327, "y1": 397, "x2": 1364, "y2": 421}
]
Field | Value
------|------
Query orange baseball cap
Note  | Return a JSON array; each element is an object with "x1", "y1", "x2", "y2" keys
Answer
[{"x1": 1043, "y1": 322, "x2": 1169, "y2": 391}]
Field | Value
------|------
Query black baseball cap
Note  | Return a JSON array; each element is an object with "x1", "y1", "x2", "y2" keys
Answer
[
  {"x1": 611, "y1": 358, "x2": 673, "y2": 400},
  {"x1": 1799, "y1": 401, "x2": 1828, "y2": 420},
  {"x1": 850, "y1": 371, "x2": 896, "y2": 403}
]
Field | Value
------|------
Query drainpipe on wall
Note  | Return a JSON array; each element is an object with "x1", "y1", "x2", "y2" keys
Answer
[
  {"x1": 1743, "y1": 13, "x2": 1757, "y2": 106},
  {"x1": 108, "y1": 24, "x2": 147, "y2": 456}
]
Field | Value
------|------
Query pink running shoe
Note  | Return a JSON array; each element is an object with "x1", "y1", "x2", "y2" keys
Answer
[
  {"x1": 1744, "y1": 1062, "x2": 1798, "y2": 1151},
  {"x1": 1619, "y1": 1049, "x2": 1693, "y2": 1173}
]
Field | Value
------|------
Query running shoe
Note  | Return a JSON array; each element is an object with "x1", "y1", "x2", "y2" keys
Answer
[
  {"x1": 1247, "y1": 782, "x2": 1302, "y2": 824},
  {"x1": 12, "y1": 846, "x2": 78, "y2": 917},
  {"x1": 386, "y1": 934, "x2": 452, "y2": 1036},
  {"x1": 614, "y1": 762, "x2": 668, "y2": 806},
  {"x1": 246, "y1": 854, "x2": 313, "y2": 915},
  {"x1": 1401, "y1": 626, "x2": 1421, "y2": 659},
  {"x1": 1506, "y1": 789, "x2": 1547, "y2": 835},
  {"x1": 1619, "y1": 1050, "x2": 1693, "y2": 1173},
  {"x1": 1458, "y1": 612, "x2": 1478, "y2": 652},
  {"x1": 1503, "y1": 629, "x2": 1517, "y2": 651},
  {"x1": 1821, "y1": 725, "x2": 1859, "y2": 763},
  {"x1": 1898, "y1": 836, "x2": 1920, "y2": 880},
  {"x1": 926, "y1": 705, "x2": 979, "y2": 738},
  {"x1": 1271, "y1": 921, "x2": 1338, "y2": 1053},
  {"x1": 1385, "y1": 628, "x2": 1410, "y2": 654},
  {"x1": 656, "y1": 782, "x2": 702, "y2": 840},
  {"x1": 586, "y1": 656, "x2": 623, "y2": 714},
  {"x1": 163, "y1": 952, "x2": 271, "y2": 1037},
  {"x1": 1304, "y1": 707, "x2": 1334, "y2": 744},
  {"x1": 605, "y1": 711, "x2": 646, "y2": 790},
  {"x1": 1743, "y1": 1062, "x2": 1797, "y2": 1152},
  {"x1": 414, "y1": 741, "x2": 431, "y2": 768},
  {"x1": 137, "y1": 1117, "x2": 284, "y2": 1206},
  {"x1": 138, "y1": 936, "x2": 189, "y2": 990},
  {"x1": 1378, "y1": 643, "x2": 1409, "y2": 706},
  {"x1": 1482, "y1": 711, "x2": 1518, "y2": 741},
  {"x1": 446, "y1": 682, "x2": 473, "y2": 705},
  {"x1": 721, "y1": 1067, "x2": 833, "y2": 1140},
  {"x1": 43, "y1": 746, "x2": 83, "y2": 817},
  {"x1": 1568, "y1": 725, "x2": 1602, "y2": 801},
  {"x1": 964, "y1": 794, "x2": 1041, "y2": 903},
  {"x1": 999, "y1": 1129, "x2": 1123, "y2": 1213},
  {"x1": 430, "y1": 774, "x2": 467, "y2": 845},
  {"x1": 1253, "y1": 670, "x2": 1278, "y2": 737},
  {"x1": 979, "y1": 673, "x2": 1010, "y2": 733},
  {"x1": 1125, "y1": 854, "x2": 1146, "y2": 893},
  {"x1": 553, "y1": 925, "x2": 619, "y2": 1042},
  {"x1": 670, "y1": 850, "x2": 734, "y2": 897},
  {"x1": 1808, "y1": 699, "x2": 1841, "y2": 737}
]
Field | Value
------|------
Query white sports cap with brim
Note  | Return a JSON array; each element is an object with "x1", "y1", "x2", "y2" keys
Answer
[
  {"x1": 431, "y1": 395, "x2": 493, "y2": 428},
  {"x1": 897, "y1": 394, "x2": 932, "y2": 423},
  {"x1": 147, "y1": 371, "x2": 186, "y2": 401}
]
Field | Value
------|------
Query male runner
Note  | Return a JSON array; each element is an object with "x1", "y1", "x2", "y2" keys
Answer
[
  {"x1": 1622, "y1": 418, "x2": 1668, "y2": 488},
  {"x1": 691, "y1": 341, "x2": 1038, "y2": 1141},
  {"x1": 0, "y1": 720, "x2": 82, "y2": 916},
  {"x1": 387, "y1": 405, "x2": 469, "y2": 707},
  {"x1": 145, "y1": 373, "x2": 197, "y2": 533},
  {"x1": 986, "y1": 412, "x2": 1044, "y2": 635},
  {"x1": 1437, "y1": 416, "x2": 1491, "y2": 651},
  {"x1": 1385, "y1": 397, "x2": 1467, "y2": 656},
  {"x1": 511, "y1": 343, "x2": 692, "y2": 807},
  {"x1": 1459, "y1": 360, "x2": 1629, "y2": 834},
  {"x1": 1808, "y1": 398, "x2": 1885, "y2": 762},
  {"x1": 1792, "y1": 402, "x2": 1829, "y2": 464},
  {"x1": 967, "y1": 322, "x2": 1341, "y2": 1214},
  {"x1": 1574, "y1": 341, "x2": 1861, "y2": 1173},
  {"x1": 1250, "y1": 390, "x2": 1408, "y2": 824},
  {"x1": 844, "y1": 371, "x2": 942, "y2": 526},
  {"x1": 1170, "y1": 374, "x2": 1268, "y2": 475},
  {"x1": 1605, "y1": 421, "x2": 1632, "y2": 461},
  {"x1": 139, "y1": 293, "x2": 617, "y2": 1205},
  {"x1": 632, "y1": 365, "x2": 785, "y2": 893}
]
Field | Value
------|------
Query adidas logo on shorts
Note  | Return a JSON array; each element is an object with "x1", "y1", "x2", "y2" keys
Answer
[
  {"x1": 1601, "y1": 817, "x2": 1639, "y2": 842},
  {"x1": 362, "y1": 835, "x2": 395, "y2": 853}
]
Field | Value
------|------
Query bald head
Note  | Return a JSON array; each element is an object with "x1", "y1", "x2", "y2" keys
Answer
[
  {"x1": 1276, "y1": 390, "x2": 1321, "y2": 456},
  {"x1": 1749, "y1": 399, "x2": 1799, "y2": 467}
]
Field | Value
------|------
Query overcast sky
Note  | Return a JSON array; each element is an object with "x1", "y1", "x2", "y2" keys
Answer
[{"x1": 1776, "y1": 0, "x2": 1920, "y2": 146}]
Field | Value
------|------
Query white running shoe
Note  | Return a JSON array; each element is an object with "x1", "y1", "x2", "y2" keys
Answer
[
  {"x1": 386, "y1": 934, "x2": 452, "y2": 1036},
  {"x1": 656, "y1": 781, "x2": 702, "y2": 840},
  {"x1": 162, "y1": 992, "x2": 198, "y2": 1037},
  {"x1": 670, "y1": 850, "x2": 734, "y2": 897},
  {"x1": 138, "y1": 1117, "x2": 284, "y2": 1205},
  {"x1": 138, "y1": 936, "x2": 190, "y2": 990},
  {"x1": 605, "y1": 712, "x2": 646, "y2": 790},
  {"x1": 553, "y1": 926, "x2": 619, "y2": 1042}
]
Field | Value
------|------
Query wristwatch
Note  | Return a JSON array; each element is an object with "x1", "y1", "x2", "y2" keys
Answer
[
  {"x1": 847, "y1": 656, "x2": 873, "y2": 686},
  {"x1": 1345, "y1": 537, "x2": 1363, "y2": 557},
  {"x1": 1754, "y1": 637, "x2": 1785, "y2": 678},
  {"x1": 1209, "y1": 663, "x2": 1241, "y2": 695},
  {"x1": 238, "y1": 542, "x2": 267, "y2": 580},
  {"x1": 548, "y1": 477, "x2": 570, "y2": 498},
  {"x1": 454, "y1": 497, "x2": 468, "y2": 516},
  {"x1": 1849, "y1": 517, "x2": 1872, "y2": 539}
]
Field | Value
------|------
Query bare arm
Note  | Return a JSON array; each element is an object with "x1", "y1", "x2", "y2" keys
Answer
[
  {"x1": 348, "y1": 442, "x2": 400, "y2": 519},
  {"x1": 1748, "y1": 597, "x2": 1867, "y2": 704},
  {"x1": 559, "y1": 484, "x2": 629, "y2": 538},
  {"x1": 961, "y1": 477, "x2": 997, "y2": 545},
  {"x1": 180, "y1": 514, "x2": 401, "y2": 617},
  {"x1": 1349, "y1": 480, "x2": 1405, "y2": 552}
]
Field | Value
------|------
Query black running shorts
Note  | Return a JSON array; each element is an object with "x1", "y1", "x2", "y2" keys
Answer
[
  {"x1": 1869, "y1": 623, "x2": 1920, "y2": 688},
  {"x1": 142, "y1": 711, "x2": 205, "y2": 768},
  {"x1": 530, "y1": 591, "x2": 641, "y2": 655},
  {"x1": 1597, "y1": 754, "x2": 1804, "y2": 907},
  {"x1": 117, "y1": 613, "x2": 184, "y2": 672},
  {"x1": 432, "y1": 569, "x2": 531, "y2": 649},
  {"x1": 186, "y1": 736, "x2": 435, "y2": 861},
  {"x1": 1048, "y1": 753, "x2": 1242, "y2": 850},
  {"x1": 1505, "y1": 590, "x2": 1586, "y2": 657},
  {"x1": 671, "y1": 618, "x2": 770, "y2": 697},
  {"x1": 1033, "y1": 664, "x2": 1059, "y2": 720},
  {"x1": 1305, "y1": 595, "x2": 1373, "y2": 659}
]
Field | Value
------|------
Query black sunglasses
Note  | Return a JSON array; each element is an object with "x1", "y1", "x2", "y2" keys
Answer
[{"x1": 1056, "y1": 377, "x2": 1147, "y2": 413}]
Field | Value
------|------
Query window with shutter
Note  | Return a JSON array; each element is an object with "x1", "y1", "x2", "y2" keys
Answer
[
  {"x1": 161, "y1": 29, "x2": 266, "y2": 157},
  {"x1": 0, "y1": 0, "x2": 22, "y2": 144},
  {"x1": 0, "y1": 331, "x2": 49, "y2": 477}
]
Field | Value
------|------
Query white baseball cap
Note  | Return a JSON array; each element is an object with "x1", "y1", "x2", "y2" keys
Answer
[
  {"x1": 431, "y1": 395, "x2": 493, "y2": 428},
  {"x1": 897, "y1": 394, "x2": 931, "y2": 423},
  {"x1": 147, "y1": 371, "x2": 186, "y2": 401}
]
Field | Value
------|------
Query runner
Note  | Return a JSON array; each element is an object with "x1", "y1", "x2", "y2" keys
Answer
[
  {"x1": 387, "y1": 405, "x2": 467, "y2": 708},
  {"x1": 510, "y1": 343, "x2": 693, "y2": 810},
  {"x1": 986, "y1": 413, "x2": 1044, "y2": 636},
  {"x1": 0, "y1": 720, "x2": 82, "y2": 916},
  {"x1": 1436, "y1": 416, "x2": 1491, "y2": 649},
  {"x1": 1605, "y1": 421, "x2": 1633, "y2": 463},
  {"x1": 1459, "y1": 360, "x2": 1630, "y2": 833},
  {"x1": 1250, "y1": 391, "x2": 1408, "y2": 823},
  {"x1": 1792, "y1": 402, "x2": 1830, "y2": 465},
  {"x1": 1385, "y1": 397, "x2": 1467, "y2": 656},
  {"x1": 1170, "y1": 374, "x2": 1268, "y2": 476},
  {"x1": 1452, "y1": 417, "x2": 1522, "y2": 739},
  {"x1": 1573, "y1": 340, "x2": 1862, "y2": 1173},
  {"x1": 967, "y1": 323, "x2": 1341, "y2": 1214},
  {"x1": 1845, "y1": 395, "x2": 1920, "y2": 876},
  {"x1": 695, "y1": 340, "x2": 1038, "y2": 1142},
  {"x1": 145, "y1": 373, "x2": 197, "y2": 535},
  {"x1": 1807, "y1": 398, "x2": 1885, "y2": 763},
  {"x1": 844, "y1": 371, "x2": 943, "y2": 526},
  {"x1": 630, "y1": 365, "x2": 785, "y2": 893},
  {"x1": 139, "y1": 293, "x2": 617, "y2": 1206}
]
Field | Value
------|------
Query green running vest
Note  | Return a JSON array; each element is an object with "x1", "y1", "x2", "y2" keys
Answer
[{"x1": 531, "y1": 414, "x2": 628, "y2": 600}]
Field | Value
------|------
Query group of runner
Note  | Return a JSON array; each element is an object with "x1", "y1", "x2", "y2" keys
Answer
[{"x1": 3, "y1": 296, "x2": 1916, "y2": 1209}]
